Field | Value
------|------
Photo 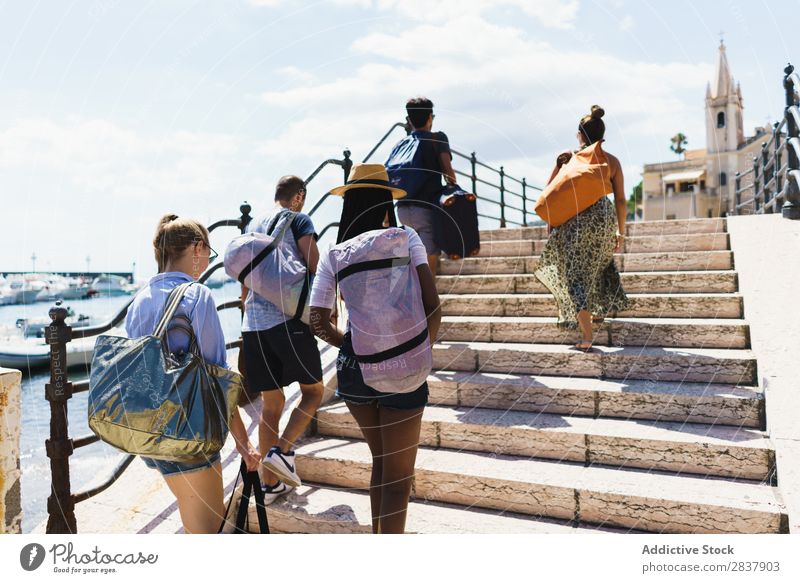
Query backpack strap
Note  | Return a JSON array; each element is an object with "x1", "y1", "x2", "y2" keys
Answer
[
  {"x1": 335, "y1": 256, "x2": 411, "y2": 283},
  {"x1": 237, "y1": 211, "x2": 297, "y2": 285},
  {"x1": 352, "y1": 327, "x2": 428, "y2": 364}
]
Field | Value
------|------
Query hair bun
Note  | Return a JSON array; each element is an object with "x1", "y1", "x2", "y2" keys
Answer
[
  {"x1": 159, "y1": 213, "x2": 179, "y2": 226},
  {"x1": 590, "y1": 105, "x2": 605, "y2": 119}
]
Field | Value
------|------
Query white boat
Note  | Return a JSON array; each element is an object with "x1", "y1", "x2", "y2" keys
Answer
[
  {"x1": 90, "y1": 275, "x2": 136, "y2": 296},
  {"x1": 6, "y1": 279, "x2": 47, "y2": 304},
  {"x1": 0, "y1": 336, "x2": 98, "y2": 369},
  {"x1": 0, "y1": 327, "x2": 126, "y2": 370}
]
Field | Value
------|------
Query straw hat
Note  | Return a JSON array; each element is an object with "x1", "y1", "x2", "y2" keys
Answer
[{"x1": 330, "y1": 163, "x2": 407, "y2": 199}]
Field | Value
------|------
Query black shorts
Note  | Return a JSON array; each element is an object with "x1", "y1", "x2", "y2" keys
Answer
[
  {"x1": 242, "y1": 319, "x2": 323, "y2": 394},
  {"x1": 336, "y1": 333, "x2": 428, "y2": 410}
]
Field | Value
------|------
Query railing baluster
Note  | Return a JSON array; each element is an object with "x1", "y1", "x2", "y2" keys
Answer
[
  {"x1": 762, "y1": 142, "x2": 771, "y2": 212},
  {"x1": 45, "y1": 302, "x2": 76, "y2": 533},
  {"x1": 774, "y1": 121, "x2": 782, "y2": 209},
  {"x1": 522, "y1": 178, "x2": 528, "y2": 227},
  {"x1": 735, "y1": 172, "x2": 741, "y2": 211},
  {"x1": 470, "y1": 152, "x2": 477, "y2": 196},
  {"x1": 499, "y1": 166, "x2": 506, "y2": 228},
  {"x1": 783, "y1": 63, "x2": 800, "y2": 219},
  {"x1": 752, "y1": 153, "x2": 760, "y2": 213}
]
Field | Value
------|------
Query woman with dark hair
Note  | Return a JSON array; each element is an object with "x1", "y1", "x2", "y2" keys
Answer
[
  {"x1": 309, "y1": 163, "x2": 441, "y2": 534},
  {"x1": 534, "y1": 105, "x2": 630, "y2": 350}
]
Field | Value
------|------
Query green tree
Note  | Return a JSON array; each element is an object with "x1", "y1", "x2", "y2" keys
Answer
[
  {"x1": 670, "y1": 132, "x2": 688, "y2": 159},
  {"x1": 627, "y1": 180, "x2": 643, "y2": 218}
]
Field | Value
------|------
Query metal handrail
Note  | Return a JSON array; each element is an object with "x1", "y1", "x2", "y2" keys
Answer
[{"x1": 734, "y1": 63, "x2": 800, "y2": 219}]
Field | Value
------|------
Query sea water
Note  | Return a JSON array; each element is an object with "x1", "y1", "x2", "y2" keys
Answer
[{"x1": 0, "y1": 281, "x2": 244, "y2": 533}]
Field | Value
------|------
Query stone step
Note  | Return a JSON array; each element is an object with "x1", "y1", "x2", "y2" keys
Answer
[
  {"x1": 439, "y1": 293, "x2": 743, "y2": 319},
  {"x1": 481, "y1": 218, "x2": 726, "y2": 241},
  {"x1": 294, "y1": 437, "x2": 787, "y2": 533},
  {"x1": 317, "y1": 402, "x2": 773, "y2": 480},
  {"x1": 432, "y1": 341, "x2": 757, "y2": 385},
  {"x1": 248, "y1": 484, "x2": 637, "y2": 533},
  {"x1": 439, "y1": 251, "x2": 733, "y2": 275},
  {"x1": 479, "y1": 233, "x2": 730, "y2": 257},
  {"x1": 427, "y1": 370, "x2": 764, "y2": 428},
  {"x1": 438, "y1": 316, "x2": 749, "y2": 349},
  {"x1": 437, "y1": 271, "x2": 738, "y2": 294}
]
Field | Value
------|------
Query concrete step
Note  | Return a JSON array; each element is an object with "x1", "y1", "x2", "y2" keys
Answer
[
  {"x1": 439, "y1": 293, "x2": 743, "y2": 319},
  {"x1": 481, "y1": 218, "x2": 726, "y2": 241},
  {"x1": 317, "y1": 402, "x2": 773, "y2": 480},
  {"x1": 436, "y1": 271, "x2": 738, "y2": 294},
  {"x1": 439, "y1": 251, "x2": 733, "y2": 275},
  {"x1": 438, "y1": 316, "x2": 749, "y2": 349},
  {"x1": 294, "y1": 437, "x2": 787, "y2": 533},
  {"x1": 432, "y1": 341, "x2": 757, "y2": 385},
  {"x1": 253, "y1": 485, "x2": 635, "y2": 533},
  {"x1": 427, "y1": 370, "x2": 764, "y2": 428},
  {"x1": 479, "y1": 233, "x2": 730, "y2": 257}
]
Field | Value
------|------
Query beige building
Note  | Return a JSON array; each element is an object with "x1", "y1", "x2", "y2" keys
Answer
[{"x1": 642, "y1": 42, "x2": 770, "y2": 220}]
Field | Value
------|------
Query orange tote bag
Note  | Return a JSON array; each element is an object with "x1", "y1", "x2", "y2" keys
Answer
[{"x1": 534, "y1": 140, "x2": 612, "y2": 227}]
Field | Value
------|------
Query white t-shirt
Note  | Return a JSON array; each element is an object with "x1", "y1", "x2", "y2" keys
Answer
[{"x1": 309, "y1": 227, "x2": 428, "y2": 312}]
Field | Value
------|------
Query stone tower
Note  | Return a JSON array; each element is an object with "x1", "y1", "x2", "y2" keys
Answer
[{"x1": 704, "y1": 40, "x2": 744, "y2": 213}]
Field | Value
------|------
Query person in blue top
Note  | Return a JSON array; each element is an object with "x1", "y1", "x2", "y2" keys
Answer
[
  {"x1": 394, "y1": 97, "x2": 457, "y2": 276},
  {"x1": 240, "y1": 175, "x2": 324, "y2": 503},
  {"x1": 126, "y1": 214, "x2": 260, "y2": 533}
]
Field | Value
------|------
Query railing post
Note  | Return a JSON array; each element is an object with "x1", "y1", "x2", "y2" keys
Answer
[
  {"x1": 342, "y1": 149, "x2": 353, "y2": 183},
  {"x1": 470, "y1": 152, "x2": 477, "y2": 196},
  {"x1": 774, "y1": 121, "x2": 782, "y2": 209},
  {"x1": 499, "y1": 166, "x2": 506, "y2": 228},
  {"x1": 45, "y1": 301, "x2": 76, "y2": 533},
  {"x1": 239, "y1": 201, "x2": 252, "y2": 234},
  {"x1": 782, "y1": 63, "x2": 800, "y2": 219},
  {"x1": 761, "y1": 142, "x2": 771, "y2": 212},
  {"x1": 521, "y1": 178, "x2": 528, "y2": 227},
  {"x1": 752, "y1": 153, "x2": 761, "y2": 213},
  {"x1": 735, "y1": 172, "x2": 741, "y2": 213}
]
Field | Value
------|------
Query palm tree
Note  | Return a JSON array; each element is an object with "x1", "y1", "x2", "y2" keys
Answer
[{"x1": 670, "y1": 133, "x2": 688, "y2": 159}]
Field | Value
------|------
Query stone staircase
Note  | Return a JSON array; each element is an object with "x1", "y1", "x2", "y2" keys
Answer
[{"x1": 261, "y1": 217, "x2": 789, "y2": 534}]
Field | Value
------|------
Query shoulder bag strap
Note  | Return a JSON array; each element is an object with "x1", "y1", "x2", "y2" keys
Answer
[
  {"x1": 233, "y1": 460, "x2": 270, "y2": 534},
  {"x1": 153, "y1": 282, "x2": 194, "y2": 338},
  {"x1": 237, "y1": 211, "x2": 297, "y2": 285}
]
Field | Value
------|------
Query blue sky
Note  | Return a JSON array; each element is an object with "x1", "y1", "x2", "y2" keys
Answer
[{"x1": 1, "y1": 0, "x2": 796, "y2": 276}]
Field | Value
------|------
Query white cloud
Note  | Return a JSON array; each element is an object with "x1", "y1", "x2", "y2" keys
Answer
[{"x1": 619, "y1": 14, "x2": 635, "y2": 32}]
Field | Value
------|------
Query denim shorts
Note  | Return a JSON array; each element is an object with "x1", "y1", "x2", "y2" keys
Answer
[
  {"x1": 336, "y1": 334, "x2": 428, "y2": 410},
  {"x1": 141, "y1": 452, "x2": 221, "y2": 477},
  {"x1": 397, "y1": 203, "x2": 441, "y2": 256}
]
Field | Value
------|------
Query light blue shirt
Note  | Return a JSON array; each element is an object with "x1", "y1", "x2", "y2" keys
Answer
[
  {"x1": 125, "y1": 272, "x2": 228, "y2": 368},
  {"x1": 242, "y1": 207, "x2": 316, "y2": 332}
]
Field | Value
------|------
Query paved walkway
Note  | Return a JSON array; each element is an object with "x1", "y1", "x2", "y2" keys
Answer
[{"x1": 727, "y1": 213, "x2": 800, "y2": 532}]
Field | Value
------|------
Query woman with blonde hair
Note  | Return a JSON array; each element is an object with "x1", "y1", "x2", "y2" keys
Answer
[
  {"x1": 124, "y1": 214, "x2": 260, "y2": 533},
  {"x1": 534, "y1": 106, "x2": 630, "y2": 350}
]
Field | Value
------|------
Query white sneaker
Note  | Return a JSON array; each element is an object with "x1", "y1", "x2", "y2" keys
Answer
[
  {"x1": 262, "y1": 446, "x2": 302, "y2": 488},
  {"x1": 260, "y1": 481, "x2": 294, "y2": 506}
]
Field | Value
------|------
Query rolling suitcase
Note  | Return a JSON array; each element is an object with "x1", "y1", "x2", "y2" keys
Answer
[{"x1": 434, "y1": 185, "x2": 480, "y2": 260}]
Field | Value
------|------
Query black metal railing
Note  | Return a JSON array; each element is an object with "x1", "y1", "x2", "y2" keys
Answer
[
  {"x1": 43, "y1": 121, "x2": 538, "y2": 532},
  {"x1": 734, "y1": 63, "x2": 800, "y2": 219}
]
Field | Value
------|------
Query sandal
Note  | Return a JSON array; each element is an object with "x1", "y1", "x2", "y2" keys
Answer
[{"x1": 573, "y1": 341, "x2": 593, "y2": 353}]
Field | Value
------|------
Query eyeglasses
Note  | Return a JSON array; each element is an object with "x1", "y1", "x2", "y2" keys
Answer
[
  {"x1": 207, "y1": 244, "x2": 218, "y2": 263},
  {"x1": 197, "y1": 240, "x2": 218, "y2": 263}
]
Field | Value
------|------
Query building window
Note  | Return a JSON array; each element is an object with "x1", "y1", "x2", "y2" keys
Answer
[
  {"x1": 720, "y1": 172, "x2": 727, "y2": 186},
  {"x1": 707, "y1": 210, "x2": 713, "y2": 218},
  {"x1": 717, "y1": 111, "x2": 725, "y2": 128},
  {"x1": 666, "y1": 214, "x2": 677, "y2": 220},
  {"x1": 700, "y1": 180, "x2": 706, "y2": 190}
]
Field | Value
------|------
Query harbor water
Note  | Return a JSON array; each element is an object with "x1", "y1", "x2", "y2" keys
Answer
[{"x1": 0, "y1": 281, "x2": 244, "y2": 533}]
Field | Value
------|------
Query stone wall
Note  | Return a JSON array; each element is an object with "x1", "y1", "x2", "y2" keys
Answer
[{"x1": 0, "y1": 367, "x2": 22, "y2": 533}]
